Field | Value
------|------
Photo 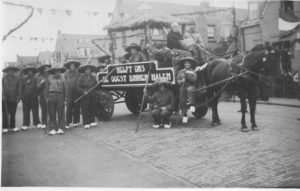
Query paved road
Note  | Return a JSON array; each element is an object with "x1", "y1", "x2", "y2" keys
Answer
[{"x1": 2, "y1": 102, "x2": 300, "y2": 187}]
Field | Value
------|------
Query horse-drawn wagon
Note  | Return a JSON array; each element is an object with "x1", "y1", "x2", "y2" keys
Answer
[
  {"x1": 94, "y1": 60, "x2": 208, "y2": 121},
  {"x1": 92, "y1": 7, "x2": 208, "y2": 121}
]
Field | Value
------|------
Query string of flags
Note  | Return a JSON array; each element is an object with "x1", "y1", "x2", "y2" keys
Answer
[
  {"x1": 8, "y1": 36, "x2": 105, "y2": 43},
  {"x1": 9, "y1": 36, "x2": 56, "y2": 42},
  {"x1": 4, "y1": 2, "x2": 105, "y2": 17}
]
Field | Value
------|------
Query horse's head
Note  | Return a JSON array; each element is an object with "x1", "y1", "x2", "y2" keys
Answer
[{"x1": 244, "y1": 46, "x2": 281, "y2": 78}]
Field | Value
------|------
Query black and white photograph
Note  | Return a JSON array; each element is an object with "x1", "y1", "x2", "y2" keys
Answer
[{"x1": 1, "y1": 0, "x2": 300, "y2": 188}]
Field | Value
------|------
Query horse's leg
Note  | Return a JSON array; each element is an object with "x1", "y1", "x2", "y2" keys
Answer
[
  {"x1": 207, "y1": 89, "x2": 216, "y2": 126},
  {"x1": 239, "y1": 89, "x2": 249, "y2": 132},
  {"x1": 248, "y1": 88, "x2": 259, "y2": 131},
  {"x1": 211, "y1": 89, "x2": 221, "y2": 126},
  {"x1": 214, "y1": 92, "x2": 222, "y2": 125}
]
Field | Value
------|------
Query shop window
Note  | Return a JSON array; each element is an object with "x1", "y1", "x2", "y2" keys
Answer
[{"x1": 207, "y1": 25, "x2": 215, "y2": 39}]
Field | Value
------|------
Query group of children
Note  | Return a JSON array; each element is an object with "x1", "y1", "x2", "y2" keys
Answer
[{"x1": 145, "y1": 57, "x2": 199, "y2": 128}]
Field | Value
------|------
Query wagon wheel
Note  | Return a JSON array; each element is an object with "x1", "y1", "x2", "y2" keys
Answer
[
  {"x1": 192, "y1": 105, "x2": 208, "y2": 118},
  {"x1": 95, "y1": 89, "x2": 114, "y2": 121},
  {"x1": 125, "y1": 88, "x2": 147, "y2": 114},
  {"x1": 192, "y1": 93, "x2": 208, "y2": 118}
]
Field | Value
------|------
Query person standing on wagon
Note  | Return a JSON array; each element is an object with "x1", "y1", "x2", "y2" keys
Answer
[
  {"x1": 144, "y1": 79, "x2": 175, "y2": 129},
  {"x1": 37, "y1": 64, "x2": 52, "y2": 129},
  {"x1": 64, "y1": 60, "x2": 81, "y2": 129},
  {"x1": 20, "y1": 66, "x2": 40, "y2": 130},
  {"x1": 2, "y1": 66, "x2": 21, "y2": 133},
  {"x1": 125, "y1": 43, "x2": 147, "y2": 62},
  {"x1": 77, "y1": 64, "x2": 98, "y2": 129},
  {"x1": 96, "y1": 55, "x2": 111, "y2": 72},
  {"x1": 167, "y1": 22, "x2": 183, "y2": 50},
  {"x1": 177, "y1": 57, "x2": 198, "y2": 124},
  {"x1": 45, "y1": 67, "x2": 67, "y2": 135}
]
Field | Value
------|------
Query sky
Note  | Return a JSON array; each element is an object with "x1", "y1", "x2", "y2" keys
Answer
[{"x1": 1, "y1": 0, "x2": 249, "y2": 62}]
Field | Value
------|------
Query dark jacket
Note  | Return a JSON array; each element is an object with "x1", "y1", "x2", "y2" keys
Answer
[
  {"x1": 148, "y1": 90, "x2": 175, "y2": 110},
  {"x1": 77, "y1": 73, "x2": 97, "y2": 95},
  {"x1": 167, "y1": 30, "x2": 183, "y2": 50},
  {"x1": 64, "y1": 70, "x2": 81, "y2": 99},
  {"x1": 20, "y1": 76, "x2": 38, "y2": 99},
  {"x1": 2, "y1": 74, "x2": 21, "y2": 102}
]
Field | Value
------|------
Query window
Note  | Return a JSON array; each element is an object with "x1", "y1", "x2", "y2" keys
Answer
[
  {"x1": 77, "y1": 47, "x2": 91, "y2": 57},
  {"x1": 122, "y1": 31, "x2": 126, "y2": 48},
  {"x1": 249, "y1": 2, "x2": 258, "y2": 20},
  {"x1": 283, "y1": 1, "x2": 294, "y2": 13},
  {"x1": 222, "y1": 25, "x2": 231, "y2": 38},
  {"x1": 56, "y1": 51, "x2": 61, "y2": 62},
  {"x1": 207, "y1": 25, "x2": 215, "y2": 39}
]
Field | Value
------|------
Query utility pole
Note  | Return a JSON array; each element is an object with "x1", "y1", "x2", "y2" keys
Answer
[{"x1": 232, "y1": 0, "x2": 238, "y2": 51}]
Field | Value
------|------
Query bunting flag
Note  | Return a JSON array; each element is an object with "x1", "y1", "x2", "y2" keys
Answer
[
  {"x1": 65, "y1": 10, "x2": 72, "y2": 16},
  {"x1": 51, "y1": 9, "x2": 57, "y2": 15},
  {"x1": 93, "y1": 11, "x2": 99, "y2": 16},
  {"x1": 279, "y1": 17, "x2": 300, "y2": 31},
  {"x1": 37, "y1": 8, "x2": 43, "y2": 15},
  {"x1": 4, "y1": 2, "x2": 106, "y2": 17}
]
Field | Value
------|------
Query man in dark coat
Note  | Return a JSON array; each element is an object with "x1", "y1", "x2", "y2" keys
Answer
[
  {"x1": 77, "y1": 64, "x2": 98, "y2": 129},
  {"x1": 64, "y1": 60, "x2": 81, "y2": 129},
  {"x1": 20, "y1": 66, "x2": 40, "y2": 130},
  {"x1": 167, "y1": 22, "x2": 183, "y2": 50},
  {"x1": 2, "y1": 66, "x2": 21, "y2": 133},
  {"x1": 281, "y1": 48, "x2": 292, "y2": 75},
  {"x1": 37, "y1": 64, "x2": 52, "y2": 129}
]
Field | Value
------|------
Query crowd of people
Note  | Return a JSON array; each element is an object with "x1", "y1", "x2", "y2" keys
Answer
[{"x1": 3, "y1": 34, "x2": 204, "y2": 134}]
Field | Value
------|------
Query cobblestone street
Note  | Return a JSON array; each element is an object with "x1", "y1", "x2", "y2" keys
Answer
[{"x1": 2, "y1": 102, "x2": 300, "y2": 187}]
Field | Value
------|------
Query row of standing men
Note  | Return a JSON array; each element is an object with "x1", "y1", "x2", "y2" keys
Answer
[{"x1": 2, "y1": 58, "x2": 110, "y2": 135}]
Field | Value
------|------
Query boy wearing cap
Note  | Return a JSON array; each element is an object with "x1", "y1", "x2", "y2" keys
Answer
[
  {"x1": 77, "y1": 64, "x2": 98, "y2": 129},
  {"x1": 20, "y1": 66, "x2": 40, "y2": 130},
  {"x1": 37, "y1": 64, "x2": 52, "y2": 129},
  {"x1": 64, "y1": 60, "x2": 81, "y2": 129},
  {"x1": 45, "y1": 67, "x2": 67, "y2": 135},
  {"x1": 97, "y1": 55, "x2": 110, "y2": 72},
  {"x1": 125, "y1": 43, "x2": 147, "y2": 62},
  {"x1": 144, "y1": 79, "x2": 175, "y2": 129},
  {"x1": 177, "y1": 57, "x2": 198, "y2": 123},
  {"x1": 2, "y1": 66, "x2": 21, "y2": 133}
]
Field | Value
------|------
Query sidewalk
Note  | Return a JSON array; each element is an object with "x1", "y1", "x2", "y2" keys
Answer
[{"x1": 227, "y1": 97, "x2": 300, "y2": 108}]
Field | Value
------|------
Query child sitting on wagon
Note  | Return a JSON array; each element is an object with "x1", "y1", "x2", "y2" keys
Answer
[
  {"x1": 144, "y1": 79, "x2": 175, "y2": 129},
  {"x1": 177, "y1": 57, "x2": 198, "y2": 123}
]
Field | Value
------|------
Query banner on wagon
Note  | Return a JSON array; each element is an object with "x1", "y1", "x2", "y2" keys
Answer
[{"x1": 97, "y1": 61, "x2": 175, "y2": 87}]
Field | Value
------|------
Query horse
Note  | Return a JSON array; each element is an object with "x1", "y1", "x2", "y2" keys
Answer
[{"x1": 201, "y1": 45, "x2": 281, "y2": 131}]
